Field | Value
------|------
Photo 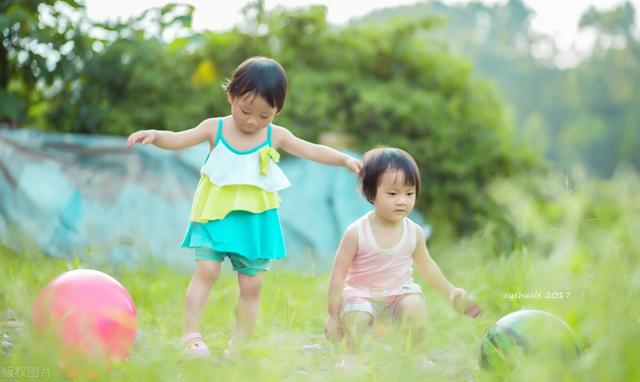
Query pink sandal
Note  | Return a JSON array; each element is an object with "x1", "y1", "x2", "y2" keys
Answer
[{"x1": 181, "y1": 332, "x2": 209, "y2": 358}]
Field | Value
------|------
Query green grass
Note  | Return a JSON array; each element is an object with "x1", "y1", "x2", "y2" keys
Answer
[{"x1": 2, "y1": 171, "x2": 639, "y2": 381}]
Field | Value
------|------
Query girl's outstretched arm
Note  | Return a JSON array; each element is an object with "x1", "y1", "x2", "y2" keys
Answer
[
  {"x1": 412, "y1": 224, "x2": 482, "y2": 317},
  {"x1": 413, "y1": 226, "x2": 455, "y2": 299},
  {"x1": 126, "y1": 118, "x2": 217, "y2": 151},
  {"x1": 325, "y1": 224, "x2": 358, "y2": 342},
  {"x1": 273, "y1": 126, "x2": 362, "y2": 174}
]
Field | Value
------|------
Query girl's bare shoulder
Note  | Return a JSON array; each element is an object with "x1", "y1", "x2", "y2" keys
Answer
[
  {"x1": 270, "y1": 124, "x2": 293, "y2": 147},
  {"x1": 197, "y1": 116, "x2": 228, "y2": 143}
]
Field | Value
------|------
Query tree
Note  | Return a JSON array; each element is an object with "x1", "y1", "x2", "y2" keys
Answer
[
  {"x1": 253, "y1": 5, "x2": 539, "y2": 233},
  {"x1": 45, "y1": 3, "x2": 213, "y2": 134},
  {"x1": 0, "y1": 0, "x2": 91, "y2": 125},
  {"x1": 580, "y1": 1, "x2": 636, "y2": 50}
]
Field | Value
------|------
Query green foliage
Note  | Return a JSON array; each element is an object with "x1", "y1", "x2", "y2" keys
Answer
[
  {"x1": 44, "y1": 4, "x2": 222, "y2": 134},
  {"x1": 362, "y1": 0, "x2": 640, "y2": 177},
  {"x1": 556, "y1": 44, "x2": 640, "y2": 175},
  {"x1": 255, "y1": 5, "x2": 539, "y2": 234},
  {"x1": 0, "y1": 0, "x2": 90, "y2": 125},
  {"x1": 580, "y1": 1, "x2": 636, "y2": 40},
  {"x1": 485, "y1": 165, "x2": 640, "y2": 263}
]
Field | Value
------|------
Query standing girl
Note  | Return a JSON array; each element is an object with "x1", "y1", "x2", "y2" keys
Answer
[
  {"x1": 127, "y1": 56, "x2": 361, "y2": 359},
  {"x1": 324, "y1": 147, "x2": 481, "y2": 368}
]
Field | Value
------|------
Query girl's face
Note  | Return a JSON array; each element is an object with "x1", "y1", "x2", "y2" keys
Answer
[
  {"x1": 228, "y1": 93, "x2": 277, "y2": 134},
  {"x1": 373, "y1": 169, "x2": 417, "y2": 223}
]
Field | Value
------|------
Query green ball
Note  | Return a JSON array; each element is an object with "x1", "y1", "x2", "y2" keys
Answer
[{"x1": 480, "y1": 309, "x2": 581, "y2": 374}]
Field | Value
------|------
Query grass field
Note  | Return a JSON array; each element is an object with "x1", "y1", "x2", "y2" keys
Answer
[{"x1": 2, "y1": 172, "x2": 639, "y2": 381}]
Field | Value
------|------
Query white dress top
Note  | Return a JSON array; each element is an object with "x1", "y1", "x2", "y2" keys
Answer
[{"x1": 200, "y1": 121, "x2": 291, "y2": 192}]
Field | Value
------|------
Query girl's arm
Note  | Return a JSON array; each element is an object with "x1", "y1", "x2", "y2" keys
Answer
[
  {"x1": 412, "y1": 224, "x2": 482, "y2": 317},
  {"x1": 325, "y1": 224, "x2": 358, "y2": 341},
  {"x1": 328, "y1": 225, "x2": 358, "y2": 315},
  {"x1": 273, "y1": 126, "x2": 362, "y2": 174},
  {"x1": 412, "y1": 226, "x2": 456, "y2": 299},
  {"x1": 126, "y1": 118, "x2": 217, "y2": 150}
]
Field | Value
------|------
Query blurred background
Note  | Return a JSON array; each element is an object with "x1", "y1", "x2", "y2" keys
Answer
[
  {"x1": 1, "y1": 1, "x2": 639, "y2": 380},
  {"x1": 0, "y1": 0, "x2": 640, "y2": 263},
  {"x1": 0, "y1": 0, "x2": 638, "y2": 267}
]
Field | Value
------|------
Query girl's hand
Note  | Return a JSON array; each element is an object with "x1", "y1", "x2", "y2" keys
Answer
[
  {"x1": 345, "y1": 156, "x2": 363, "y2": 174},
  {"x1": 449, "y1": 287, "x2": 483, "y2": 318},
  {"x1": 126, "y1": 130, "x2": 157, "y2": 148},
  {"x1": 324, "y1": 314, "x2": 343, "y2": 343}
]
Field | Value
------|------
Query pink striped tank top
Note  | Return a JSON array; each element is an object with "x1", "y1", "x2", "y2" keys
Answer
[{"x1": 343, "y1": 213, "x2": 422, "y2": 299}]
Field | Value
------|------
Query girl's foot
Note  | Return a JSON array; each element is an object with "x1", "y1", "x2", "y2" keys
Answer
[
  {"x1": 335, "y1": 355, "x2": 368, "y2": 370},
  {"x1": 413, "y1": 355, "x2": 436, "y2": 373},
  {"x1": 222, "y1": 338, "x2": 236, "y2": 361},
  {"x1": 181, "y1": 332, "x2": 209, "y2": 359}
]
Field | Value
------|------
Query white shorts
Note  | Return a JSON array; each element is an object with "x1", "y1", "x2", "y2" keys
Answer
[{"x1": 341, "y1": 283, "x2": 423, "y2": 321}]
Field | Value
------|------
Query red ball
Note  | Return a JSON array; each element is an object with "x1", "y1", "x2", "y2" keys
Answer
[{"x1": 32, "y1": 269, "x2": 137, "y2": 376}]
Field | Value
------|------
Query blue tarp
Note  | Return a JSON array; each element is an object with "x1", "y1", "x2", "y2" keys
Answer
[{"x1": 0, "y1": 127, "x2": 429, "y2": 272}]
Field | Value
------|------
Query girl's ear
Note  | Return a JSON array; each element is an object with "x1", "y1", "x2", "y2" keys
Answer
[{"x1": 227, "y1": 92, "x2": 233, "y2": 105}]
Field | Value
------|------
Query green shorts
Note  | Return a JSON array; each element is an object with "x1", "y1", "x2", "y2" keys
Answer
[{"x1": 195, "y1": 248, "x2": 271, "y2": 276}]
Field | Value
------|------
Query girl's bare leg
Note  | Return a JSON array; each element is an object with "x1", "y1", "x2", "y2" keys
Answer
[
  {"x1": 342, "y1": 311, "x2": 374, "y2": 355},
  {"x1": 233, "y1": 272, "x2": 265, "y2": 345},
  {"x1": 184, "y1": 260, "x2": 221, "y2": 335}
]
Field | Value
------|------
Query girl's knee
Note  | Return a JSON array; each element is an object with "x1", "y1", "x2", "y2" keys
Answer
[
  {"x1": 238, "y1": 273, "x2": 264, "y2": 300},
  {"x1": 343, "y1": 311, "x2": 373, "y2": 331},
  {"x1": 398, "y1": 294, "x2": 427, "y2": 322},
  {"x1": 194, "y1": 260, "x2": 221, "y2": 284}
]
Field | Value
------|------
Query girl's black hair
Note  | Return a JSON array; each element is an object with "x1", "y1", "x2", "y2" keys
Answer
[
  {"x1": 360, "y1": 147, "x2": 421, "y2": 203},
  {"x1": 224, "y1": 56, "x2": 288, "y2": 112}
]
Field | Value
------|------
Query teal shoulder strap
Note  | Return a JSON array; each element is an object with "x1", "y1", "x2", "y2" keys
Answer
[{"x1": 215, "y1": 118, "x2": 223, "y2": 145}]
